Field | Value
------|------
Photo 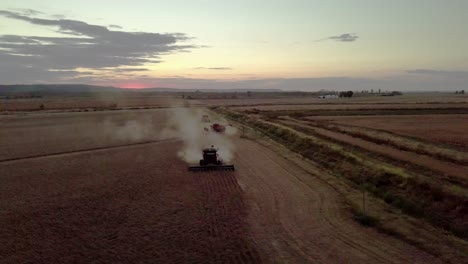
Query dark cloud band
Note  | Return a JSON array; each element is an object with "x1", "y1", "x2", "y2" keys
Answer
[
  {"x1": 0, "y1": 10, "x2": 197, "y2": 83},
  {"x1": 328, "y1": 33, "x2": 359, "y2": 42}
]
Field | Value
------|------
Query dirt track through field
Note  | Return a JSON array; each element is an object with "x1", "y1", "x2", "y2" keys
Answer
[
  {"x1": 280, "y1": 120, "x2": 468, "y2": 182},
  {"x1": 233, "y1": 138, "x2": 442, "y2": 263}
]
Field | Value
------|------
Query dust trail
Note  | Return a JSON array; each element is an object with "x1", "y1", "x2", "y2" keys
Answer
[
  {"x1": 161, "y1": 107, "x2": 237, "y2": 163},
  {"x1": 99, "y1": 95, "x2": 182, "y2": 142},
  {"x1": 103, "y1": 116, "x2": 156, "y2": 141}
]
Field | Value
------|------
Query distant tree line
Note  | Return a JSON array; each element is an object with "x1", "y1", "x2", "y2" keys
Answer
[
  {"x1": 455, "y1": 90, "x2": 465, "y2": 94},
  {"x1": 360, "y1": 89, "x2": 380, "y2": 94},
  {"x1": 339, "y1": 91, "x2": 354, "y2": 98}
]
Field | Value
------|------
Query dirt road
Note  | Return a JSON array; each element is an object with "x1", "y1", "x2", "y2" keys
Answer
[{"x1": 232, "y1": 138, "x2": 442, "y2": 263}]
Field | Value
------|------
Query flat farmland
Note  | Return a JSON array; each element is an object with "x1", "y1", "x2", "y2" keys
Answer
[
  {"x1": 0, "y1": 107, "x2": 451, "y2": 263},
  {"x1": 233, "y1": 103, "x2": 468, "y2": 111},
  {"x1": 304, "y1": 114, "x2": 468, "y2": 149},
  {"x1": 0, "y1": 109, "x2": 171, "y2": 161},
  {"x1": 199, "y1": 93, "x2": 467, "y2": 107},
  {"x1": 0, "y1": 96, "x2": 192, "y2": 111}
]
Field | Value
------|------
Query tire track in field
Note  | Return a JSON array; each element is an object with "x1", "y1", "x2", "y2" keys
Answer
[
  {"x1": 0, "y1": 138, "x2": 177, "y2": 164},
  {"x1": 234, "y1": 138, "x2": 443, "y2": 263}
]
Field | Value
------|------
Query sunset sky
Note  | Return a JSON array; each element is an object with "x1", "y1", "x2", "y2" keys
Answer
[{"x1": 0, "y1": 0, "x2": 467, "y2": 91}]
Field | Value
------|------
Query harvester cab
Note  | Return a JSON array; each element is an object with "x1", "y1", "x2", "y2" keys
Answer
[
  {"x1": 188, "y1": 146, "x2": 235, "y2": 172},
  {"x1": 200, "y1": 147, "x2": 220, "y2": 166}
]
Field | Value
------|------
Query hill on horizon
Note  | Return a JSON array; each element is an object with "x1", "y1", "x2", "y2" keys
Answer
[{"x1": 0, "y1": 84, "x2": 284, "y2": 96}]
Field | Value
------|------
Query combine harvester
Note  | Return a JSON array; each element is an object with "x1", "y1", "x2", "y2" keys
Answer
[{"x1": 188, "y1": 146, "x2": 235, "y2": 172}]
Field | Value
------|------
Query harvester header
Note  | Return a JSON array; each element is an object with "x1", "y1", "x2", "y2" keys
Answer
[{"x1": 188, "y1": 146, "x2": 235, "y2": 172}]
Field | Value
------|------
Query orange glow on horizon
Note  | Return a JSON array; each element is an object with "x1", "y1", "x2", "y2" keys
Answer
[{"x1": 117, "y1": 83, "x2": 153, "y2": 89}]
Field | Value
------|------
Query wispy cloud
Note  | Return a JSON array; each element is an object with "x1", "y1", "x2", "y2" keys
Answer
[
  {"x1": 0, "y1": 9, "x2": 198, "y2": 83},
  {"x1": 10, "y1": 8, "x2": 44, "y2": 16},
  {"x1": 108, "y1": 24, "x2": 122, "y2": 29},
  {"x1": 192, "y1": 67, "x2": 232, "y2": 70},
  {"x1": 318, "y1": 33, "x2": 359, "y2": 42}
]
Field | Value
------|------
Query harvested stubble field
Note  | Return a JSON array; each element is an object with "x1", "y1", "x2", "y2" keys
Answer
[
  {"x1": 1, "y1": 94, "x2": 467, "y2": 263},
  {"x1": 0, "y1": 109, "x2": 262, "y2": 263},
  {"x1": 0, "y1": 140, "x2": 261, "y2": 263},
  {"x1": 0, "y1": 109, "x2": 171, "y2": 161}
]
